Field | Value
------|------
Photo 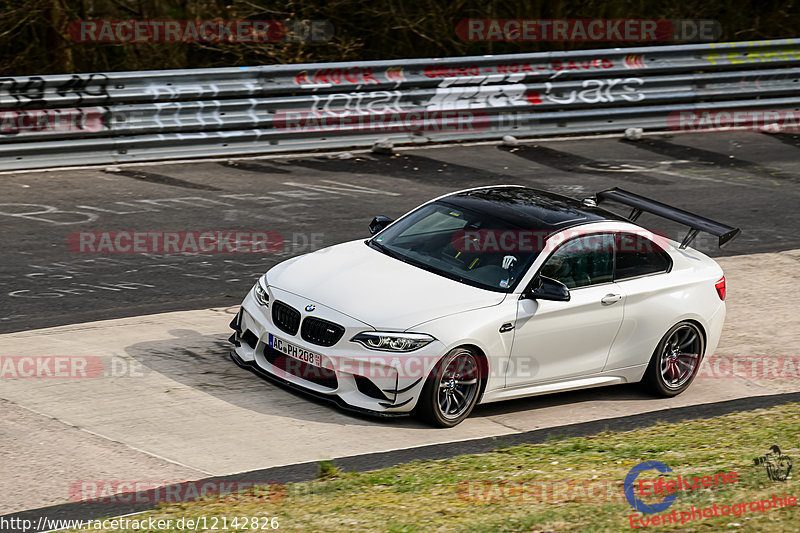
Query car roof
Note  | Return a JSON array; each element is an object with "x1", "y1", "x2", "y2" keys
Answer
[{"x1": 438, "y1": 186, "x2": 628, "y2": 232}]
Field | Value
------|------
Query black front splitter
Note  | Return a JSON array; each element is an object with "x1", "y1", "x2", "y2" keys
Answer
[{"x1": 228, "y1": 349, "x2": 408, "y2": 419}]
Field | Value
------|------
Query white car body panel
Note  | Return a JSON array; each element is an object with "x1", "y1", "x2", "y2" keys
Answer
[
  {"x1": 507, "y1": 282, "x2": 626, "y2": 387},
  {"x1": 482, "y1": 375, "x2": 629, "y2": 403}
]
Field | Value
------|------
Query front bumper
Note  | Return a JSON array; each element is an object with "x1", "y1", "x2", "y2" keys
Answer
[
  {"x1": 228, "y1": 348, "x2": 405, "y2": 418},
  {"x1": 228, "y1": 286, "x2": 444, "y2": 414}
]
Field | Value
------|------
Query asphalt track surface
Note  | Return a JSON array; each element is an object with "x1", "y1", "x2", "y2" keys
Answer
[
  {"x1": 2, "y1": 131, "x2": 800, "y2": 334},
  {"x1": 2, "y1": 131, "x2": 800, "y2": 530}
]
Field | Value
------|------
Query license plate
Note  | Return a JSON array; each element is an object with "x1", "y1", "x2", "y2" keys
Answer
[{"x1": 268, "y1": 333, "x2": 323, "y2": 367}]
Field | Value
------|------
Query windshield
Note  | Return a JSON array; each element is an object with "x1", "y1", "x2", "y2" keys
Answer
[{"x1": 369, "y1": 201, "x2": 540, "y2": 292}]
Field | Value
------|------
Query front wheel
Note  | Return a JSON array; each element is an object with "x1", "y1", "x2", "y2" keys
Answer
[
  {"x1": 642, "y1": 321, "x2": 705, "y2": 397},
  {"x1": 415, "y1": 347, "x2": 482, "y2": 427}
]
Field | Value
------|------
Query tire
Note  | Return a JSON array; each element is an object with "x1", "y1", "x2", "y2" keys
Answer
[
  {"x1": 415, "y1": 347, "x2": 483, "y2": 427},
  {"x1": 642, "y1": 321, "x2": 705, "y2": 397}
]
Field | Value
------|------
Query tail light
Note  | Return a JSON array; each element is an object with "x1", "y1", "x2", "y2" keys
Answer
[{"x1": 715, "y1": 276, "x2": 726, "y2": 301}]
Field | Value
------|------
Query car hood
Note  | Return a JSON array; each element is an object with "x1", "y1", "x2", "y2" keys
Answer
[{"x1": 266, "y1": 240, "x2": 506, "y2": 330}]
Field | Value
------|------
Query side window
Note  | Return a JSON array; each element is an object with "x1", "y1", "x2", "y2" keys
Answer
[
  {"x1": 540, "y1": 233, "x2": 614, "y2": 289},
  {"x1": 614, "y1": 233, "x2": 672, "y2": 280}
]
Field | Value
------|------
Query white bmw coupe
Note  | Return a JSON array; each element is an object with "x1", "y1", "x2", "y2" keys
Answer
[{"x1": 229, "y1": 186, "x2": 739, "y2": 427}]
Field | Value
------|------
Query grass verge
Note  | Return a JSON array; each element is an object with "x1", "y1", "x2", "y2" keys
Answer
[{"x1": 69, "y1": 403, "x2": 799, "y2": 532}]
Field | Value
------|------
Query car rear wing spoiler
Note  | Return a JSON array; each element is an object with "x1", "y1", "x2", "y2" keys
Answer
[{"x1": 594, "y1": 188, "x2": 741, "y2": 249}]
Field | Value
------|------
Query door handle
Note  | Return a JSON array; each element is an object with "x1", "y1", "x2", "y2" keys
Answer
[{"x1": 601, "y1": 293, "x2": 623, "y2": 305}]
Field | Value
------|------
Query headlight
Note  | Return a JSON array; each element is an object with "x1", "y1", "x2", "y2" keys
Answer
[
  {"x1": 351, "y1": 332, "x2": 434, "y2": 352},
  {"x1": 253, "y1": 279, "x2": 269, "y2": 306}
]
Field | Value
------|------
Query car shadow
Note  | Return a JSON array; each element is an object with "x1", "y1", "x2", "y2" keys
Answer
[
  {"x1": 125, "y1": 328, "x2": 658, "y2": 429},
  {"x1": 470, "y1": 384, "x2": 653, "y2": 419},
  {"x1": 124, "y1": 329, "x2": 432, "y2": 428}
]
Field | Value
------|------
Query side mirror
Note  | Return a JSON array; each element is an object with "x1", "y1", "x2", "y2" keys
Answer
[
  {"x1": 369, "y1": 216, "x2": 394, "y2": 235},
  {"x1": 527, "y1": 276, "x2": 570, "y2": 302}
]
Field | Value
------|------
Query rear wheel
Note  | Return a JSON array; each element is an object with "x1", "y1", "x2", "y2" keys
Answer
[
  {"x1": 642, "y1": 321, "x2": 704, "y2": 397},
  {"x1": 416, "y1": 347, "x2": 482, "y2": 427}
]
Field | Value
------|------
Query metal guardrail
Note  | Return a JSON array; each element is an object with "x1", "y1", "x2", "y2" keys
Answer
[{"x1": 1, "y1": 39, "x2": 799, "y2": 170}]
